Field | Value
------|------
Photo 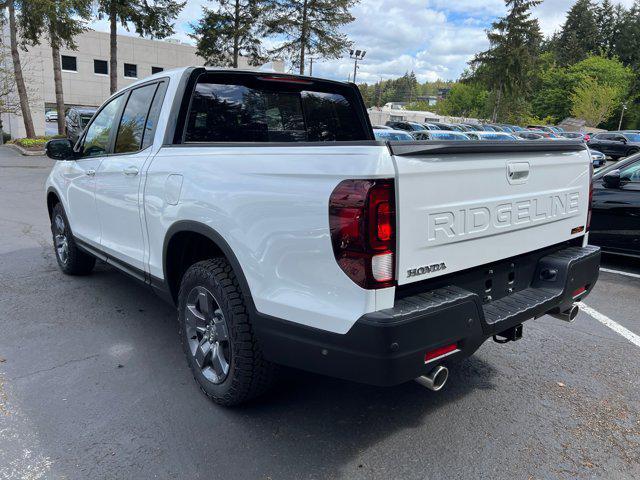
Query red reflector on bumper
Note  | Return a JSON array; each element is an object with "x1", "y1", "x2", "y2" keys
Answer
[
  {"x1": 425, "y1": 343, "x2": 458, "y2": 363},
  {"x1": 572, "y1": 286, "x2": 587, "y2": 297}
]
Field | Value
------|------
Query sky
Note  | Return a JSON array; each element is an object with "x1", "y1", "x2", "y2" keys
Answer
[{"x1": 88, "y1": 0, "x2": 636, "y2": 84}]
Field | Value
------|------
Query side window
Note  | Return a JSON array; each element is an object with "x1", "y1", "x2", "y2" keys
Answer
[
  {"x1": 141, "y1": 82, "x2": 166, "y2": 149},
  {"x1": 81, "y1": 95, "x2": 126, "y2": 158},
  {"x1": 621, "y1": 161, "x2": 640, "y2": 182},
  {"x1": 114, "y1": 83, "x2": 159, "y2": 154}
]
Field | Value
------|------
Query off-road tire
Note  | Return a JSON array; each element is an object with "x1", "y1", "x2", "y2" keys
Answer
[
  {"x1": 51, "y1": 202, "x2": 96, "y2": 275},
  {"x1": 177, "y1": 258, "x2": 276, "y2": 406}
]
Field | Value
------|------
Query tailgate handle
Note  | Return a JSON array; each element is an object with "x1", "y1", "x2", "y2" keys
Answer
[{"x1": 507, "y1": 162, "x2": 529, "y2": 184}]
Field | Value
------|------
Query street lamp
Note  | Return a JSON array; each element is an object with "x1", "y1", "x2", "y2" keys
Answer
[
  {"x1": 349, "y1": 49, "x2": 366, "y2": 83},
  {"x1": 618, "y1": 102, "x2": 628, "y2": 130}
]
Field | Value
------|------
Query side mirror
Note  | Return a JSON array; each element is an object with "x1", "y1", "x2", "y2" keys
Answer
[
  {"x1": 45, "y1": 138, "x2": 75, "y2": 160},
  {"x1": 619, "y1": 137, "x2": 628, "y2": 144},
  {"x1": 602, "y1": 170, "x2": 621, "y2": 189}
]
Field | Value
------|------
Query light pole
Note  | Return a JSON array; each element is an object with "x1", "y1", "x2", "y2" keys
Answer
[
  {"x1": 349, "y1": 49, "x2": 366, "y2": 83},
  {"x1": 618, "y1": 102, "x2": 627, "y2": 130}
]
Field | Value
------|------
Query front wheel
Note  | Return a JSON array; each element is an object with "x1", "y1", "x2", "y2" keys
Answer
[
  {"x1": 51, "y1": 203, "x2": 96, "y2": 275},
  {"x1": 177, "y1": 258, "x2": 276, "y2": 406}
]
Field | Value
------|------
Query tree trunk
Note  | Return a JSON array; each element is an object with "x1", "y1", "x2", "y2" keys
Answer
[
  {"x1": 8, "y1": 0, "x2": 35, "y2": 138},
  {"x1": 299, "y1": 0, "x2": 308, "y2": 75},
  {"x1": 109, "y1": 6, "x2": 117, "y2": 94},
  {"x1": 492, "y1": 86, "x2": 502, "y2": 122},
  {"x1": 233, "y1": 0, "x2": 240, "y2": 68},
  {"x1": 50, "y1": 36, "x2": 65, "y2": 135}
]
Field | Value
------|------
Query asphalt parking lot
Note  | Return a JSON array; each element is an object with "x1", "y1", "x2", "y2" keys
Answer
[{"x1": 0, "y1": 146, "x2": 639, "y2": 480}]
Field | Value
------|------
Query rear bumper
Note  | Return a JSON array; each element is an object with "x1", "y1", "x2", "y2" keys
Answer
[{"x1": 254, "y1": 245, "x2": 601, "y2": 386}]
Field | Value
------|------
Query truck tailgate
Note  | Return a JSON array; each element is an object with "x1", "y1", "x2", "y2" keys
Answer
[{"x1": 389, "y1": 141, "x2": 591, "y2": 285}]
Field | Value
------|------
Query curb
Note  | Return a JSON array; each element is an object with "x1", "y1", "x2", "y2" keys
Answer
[{"x1": 4, "y1": 143, "x2": 45, "y2": 156}]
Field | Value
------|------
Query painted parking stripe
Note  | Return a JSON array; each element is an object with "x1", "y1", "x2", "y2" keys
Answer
[
  {"x1": 600, "y1": 267, "x2": 640, "y2": 280},
  {"x1": 580, "y1": 303, "x2": 640, "y2": 348}
]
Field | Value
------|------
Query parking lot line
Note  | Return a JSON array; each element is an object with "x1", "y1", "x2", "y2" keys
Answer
[
  {"x1": 580, "y1": 303, "x2": 640, "y2": 348},
  {"x1": 600, "y1": 267, "x2": 640, "y2": 280}
]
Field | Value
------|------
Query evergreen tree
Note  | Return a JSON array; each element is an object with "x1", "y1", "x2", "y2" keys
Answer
[
  {"x1": 20, "y1": 0, "x2": 92, "y2": 135},
  {"x1": 595, "y1": 0, "x2": 621, "y2": 57},
  {"x1": 263, "y1": 0, "x2": 358, "y2": 75},
  {"x1": 616, "y1": 0, "x2": 640, "y2": 72},
  {"x1": 190, "y1": 0, "x2": 267, "y2": 68},
  {"x1": 556, "y1": 0, "x2": 599, "y2": 65},
  {"x1": 96, "y1": 0, "x2": 185, "y2": 94},
  {"x1": 470, "y1": 0, "x2": 543, "y2": 121}
]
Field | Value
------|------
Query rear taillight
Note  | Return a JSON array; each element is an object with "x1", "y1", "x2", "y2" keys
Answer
[
  {"x1": 586, "y1": 162, "x2": 594, "y2": 231},
  {"x1": 329, "y1": 179, "x2": 396, "y2": 289}
]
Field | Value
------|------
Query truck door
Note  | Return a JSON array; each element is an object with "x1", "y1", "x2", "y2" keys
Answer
[
  {"x1": 66, "y1": 94, "x2": 127, "y2": 246},
  {"x1": 94, "y1": 81, "x2": 166, "y2": 273}
]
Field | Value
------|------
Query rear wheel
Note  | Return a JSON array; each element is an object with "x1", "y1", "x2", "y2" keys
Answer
[
  {"x1": 625, "y1": 148, "x2": 639, "y2": 158},
  {"x1": 51, "y1": 203, "x2": 96, "y2": 275},
  {"x1": 177, "y1": 258, "x2": 276, "y2": 406}
]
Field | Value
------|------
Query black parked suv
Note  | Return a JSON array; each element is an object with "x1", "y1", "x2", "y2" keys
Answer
[
  {"x1": 590, "y1": 154, "x2": 640, "y2": 257},
  {"x1": 385, "y1": 121, "x2": 427, "y2": 132},
  {"x1": 588, "y1": 131, "x2": 640, "y2": 160},
  {"x1": 65, "y1": 107, "x2": 97, "y2": 144}
]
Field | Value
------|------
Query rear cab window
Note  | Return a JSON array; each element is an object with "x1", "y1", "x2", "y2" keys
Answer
[{"x1": 182, "y1": 72, "x2": 371, "y2": 143}]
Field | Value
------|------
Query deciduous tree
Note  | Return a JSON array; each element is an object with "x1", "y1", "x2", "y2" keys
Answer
[{"x1": 571, "y1": 76, "x2": 621, "y2": 127}]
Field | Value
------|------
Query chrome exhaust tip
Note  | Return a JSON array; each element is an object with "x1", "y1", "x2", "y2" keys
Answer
[
  {"x1": 415, "y1": 365, "x2": 449, "y2": 392},
  {"x1": 549, "y1": 304, "x2": 579, "y2": 323}
]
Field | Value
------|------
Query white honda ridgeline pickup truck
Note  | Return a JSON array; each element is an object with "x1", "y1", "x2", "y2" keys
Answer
[{"x1": 45, "y1": 67, "x2": 600, "y2": 405}]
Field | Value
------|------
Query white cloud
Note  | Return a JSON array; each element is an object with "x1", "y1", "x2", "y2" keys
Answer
[{"x1": 86, "y1": 0, "x2": 635, "y2": 84}]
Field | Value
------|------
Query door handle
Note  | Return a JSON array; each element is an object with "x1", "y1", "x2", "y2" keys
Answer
[
  {"x1": 123, "y1": 166, "x2": 139, "y2": 176},
  {"x1": 86, "y1": 169, "x2": 96, "y2": 176}
]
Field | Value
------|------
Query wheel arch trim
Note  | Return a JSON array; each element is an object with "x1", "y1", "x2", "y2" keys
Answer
[
  {"x1": 46, "y1": 186, "x2": 63, "y2": 220},
  {"x1": 161, "y1": 220, "x2": 255, "y2": 310}
]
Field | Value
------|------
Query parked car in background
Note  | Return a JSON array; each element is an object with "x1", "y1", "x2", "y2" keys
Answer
[
  {"x1": 588, "y1": 132, "x2": 640, "y2": 160},
  {"x1": 462, "y1": 123, "x2": 483, "y2": 131},
  {"x1": 386, "y1": 121, "x2": 427, "y2": 132},
  {"x1": 412, "y1": 130, "x2": 471, "y2": 141},
  {"x1": 373, "y1": 128, "x2": 414, "y2": 141},
  {"x1": 45, "y1": 110, "x2": 58, "y2": 122},
  {"x1": 428, "y1": 122, "x2": 462, "y2": 131},
  {"x1": 417, "y1": 122, "x2": 440, "y2": 130},
  {"x1": 515, "y1": 131, "x2": 545, "y2": 140},
  {"x1": 589, "y1": 149, "x2": 606, "y2": 168},
  {"x1": 590, "y1": 154, "x2": 640, "y2": 257},
  {"x1": 372, "y1": 124, "x2": 391, "y2": 130},
  {"x1": 559, "y1": 132, "x2": 585, "y2": 141},
  {"x1": 527, "y1": 125, "x2": 558, "y2": 134},
  {"x1": 466, "y1": 131, "x2": 519, "y2": 141},
  {"x1": 65, "y1": 107, "x2": 98, "y2": 145},
  {"x1": 450, "y1": 123, "x2": 474, "y2": 132}
]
